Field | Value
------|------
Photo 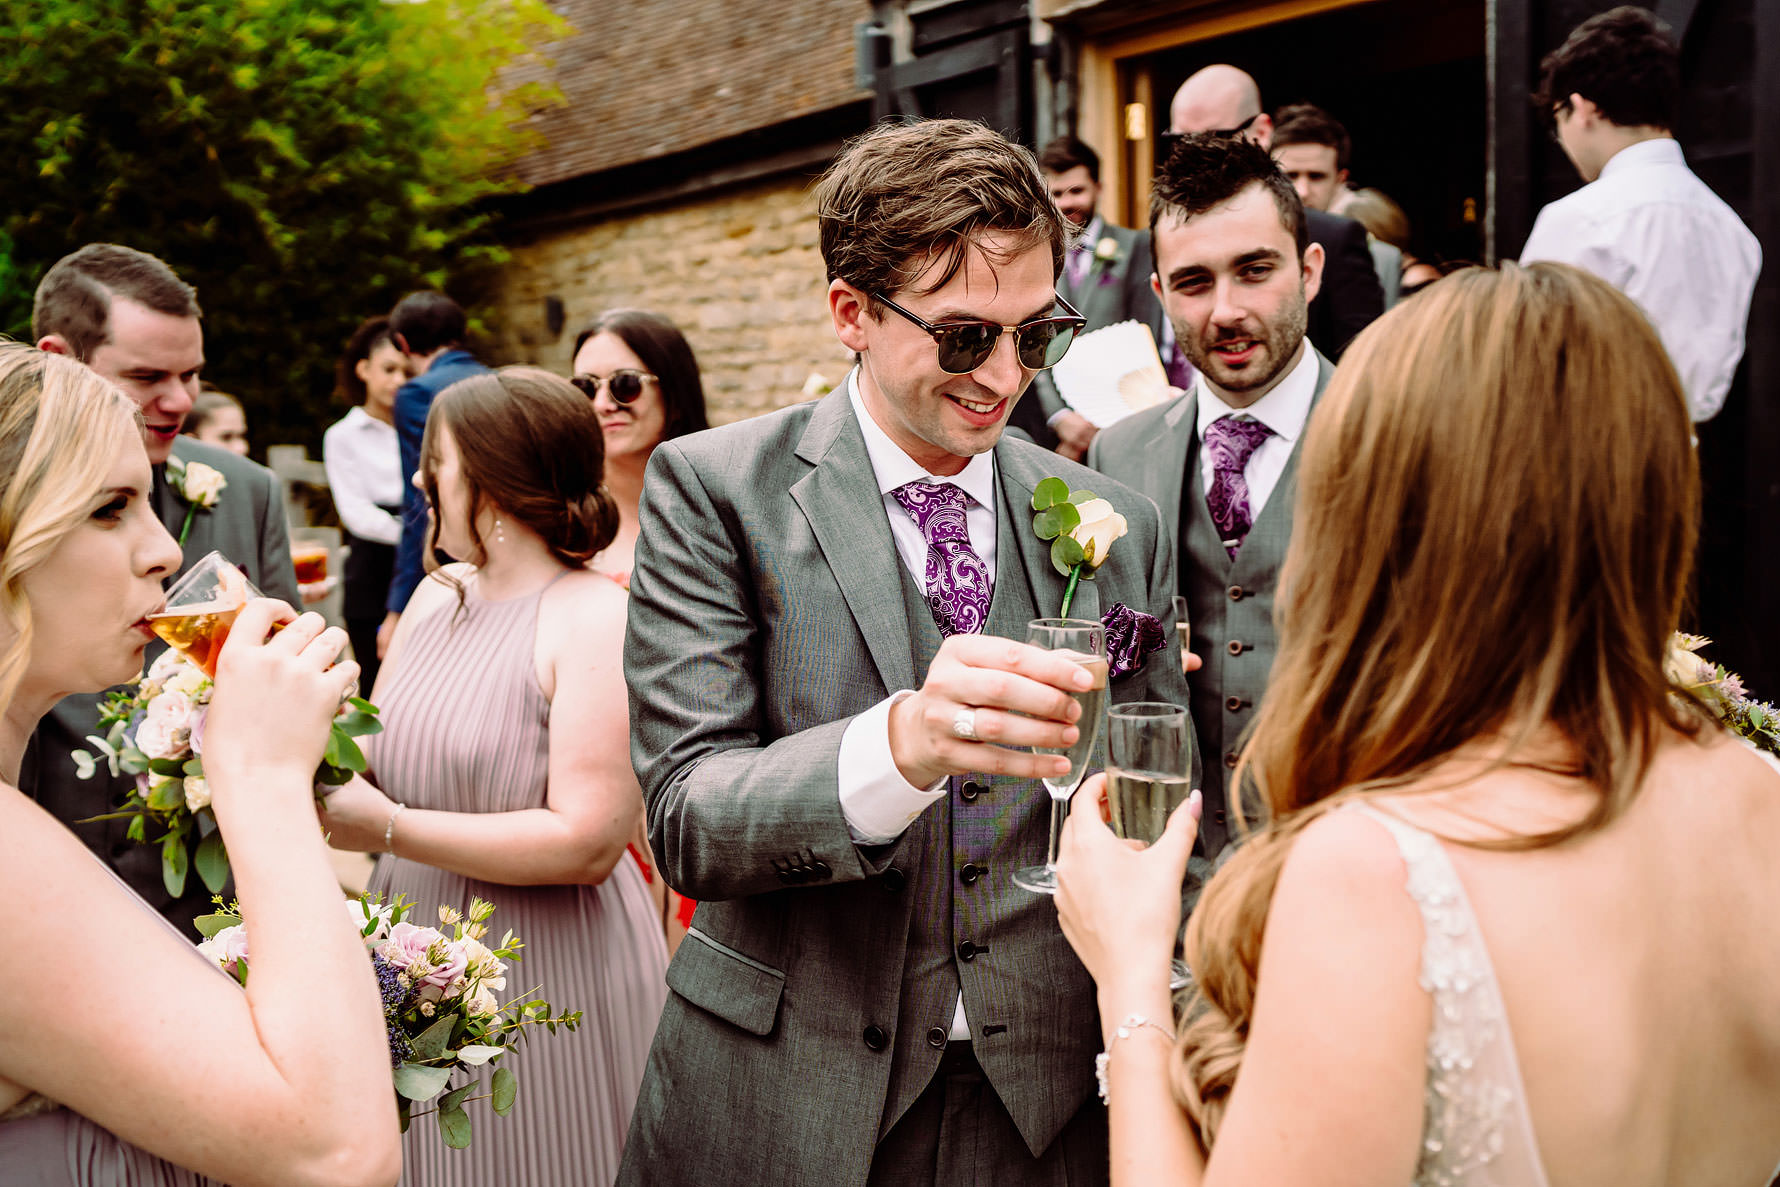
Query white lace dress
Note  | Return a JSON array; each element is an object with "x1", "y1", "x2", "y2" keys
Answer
[{"x1": 1349, "y1": 803, "x2": 1553, "y2": 1187}]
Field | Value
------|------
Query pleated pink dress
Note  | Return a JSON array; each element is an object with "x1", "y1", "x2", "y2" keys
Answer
[{"x1": 367, "y1": 575, "x2": 668, "y2": 1186}]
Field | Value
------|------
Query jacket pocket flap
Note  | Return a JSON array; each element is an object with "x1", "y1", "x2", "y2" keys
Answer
[{"x1": 667, "y1": 927, "x2": 786, "y2": 1037}]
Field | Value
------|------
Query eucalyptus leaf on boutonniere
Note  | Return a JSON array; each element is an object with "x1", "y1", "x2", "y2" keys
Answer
[
  {"x1": 165, "y1": 456, "x2": 227, "y2": 546},
  {"x1": 1031, "y1": 477, "x2": 1165, "y2": 678}
]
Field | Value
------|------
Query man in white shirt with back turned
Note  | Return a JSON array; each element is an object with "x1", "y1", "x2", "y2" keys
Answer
[{"x1": 1520, "y1": 5, "x2": 1760, "y2": 423}]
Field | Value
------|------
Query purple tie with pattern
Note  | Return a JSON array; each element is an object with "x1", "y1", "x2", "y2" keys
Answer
[
  {"x1": 891, "y1": 481, "x2": 992, "y2": 637},
  {"x1": 1203, "y1": 416, "x2": 1275, "y2": 560}
]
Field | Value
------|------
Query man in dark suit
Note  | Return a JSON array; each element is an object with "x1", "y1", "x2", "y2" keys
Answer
[
  {"x1": 619, "y1": 118, "x2": 1191, "y2": 1186},
  {"x1": 23, "y1": 244, "x2": 301, "y2": 931},
  {"x1": 1168, "y1": 64, "x2": 1384, "y2": 359},
  {"x1": 1088, "y1": 135, "x2": 1334, "y2": 854},
  {"x1": 1014, "y1": 135, "x2": 1168, "y2": 461},
  {"x1": 377, "y1": 291, "x2": 488, "y2": 654}
]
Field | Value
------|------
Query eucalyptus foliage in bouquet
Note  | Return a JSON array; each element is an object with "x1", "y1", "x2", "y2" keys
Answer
[
  {"x1": 197, "y1": 893, "x2": 582, "y2": 1150},
  {"x1": 73, "y1": 648, "x2": 382, "y2": 896},
  {"x1": 1667, "y1": 633, "x2": 1780, "y2": 756}
]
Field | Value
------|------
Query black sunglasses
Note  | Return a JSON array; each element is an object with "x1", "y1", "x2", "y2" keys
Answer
[
  {"x1": 871, "y1": 292, "x2": 1087, "y2": 375},
  {"x1": 570, "y1": 369, "x2": 656, "y2": 405}
]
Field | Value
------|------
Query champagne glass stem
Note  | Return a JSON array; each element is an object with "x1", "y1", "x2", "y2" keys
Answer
[{"x1": 1044, "y1": 791, "x2": 1069, "y2": 872}]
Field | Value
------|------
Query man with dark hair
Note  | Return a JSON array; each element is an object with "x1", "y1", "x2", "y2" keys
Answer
[
  {"x1": 1273, "y1": 102, "x2": 1404, "y2": 305},
  {"x1": 379, "y1": 290, "x2": 487, "y2": 654},
  {"x1": 1021, "y1": 135, "x2": 1168, "y2": 462},
  {"x1": 24, "y1": 243, "x2": 300, "y2": 930},
  {"x1": 1522, "y1": 5, "x2": 1759, "y2": 422},
  {"x1": 1088, "y1": 133, "x2": 1334, "y2": 850},
  {"x1": 619, "y1": 118, "x2": 1191, "y2": 1186},
  {"x1": 1168, "y1": 65, "x2": 1384, "y2": 359}
]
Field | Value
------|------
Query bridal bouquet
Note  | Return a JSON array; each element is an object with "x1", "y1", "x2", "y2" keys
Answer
[
  {"x1": 196, "y1": 893, "x2": 582, "y2": 1149},
  {"x1": 72, "y1": 648, "x2": 382, "y2": 897},
  {"x1": 1667, "y1": 633, "x2": 1780, "y2": 755}
]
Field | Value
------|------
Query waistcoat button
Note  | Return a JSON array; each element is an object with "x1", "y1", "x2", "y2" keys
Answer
[
  {"x1": 957, "y1": 940, "x2": 978, "y2": 962},
  {"x1": 863, "y1": 1025, "x2": 888, "y2": 1051},
  {"x1": 1227, "y1": 640, "x2": 1244, "y2": 655},
  {"x1": 960, "y1": 779, "x2": 985, "y2": 801},
  {"x1": 960, "y1": 863, "x2": 985, "y2": 886},
  {"x1": 1225, "y1": 696, "x2": 1244, "y2": 712},
  {"x1": 1224, "y1": 752, "x2": 1239, "y2": 769},
  {"x1": 882, "y1": 867, "x2": 907, "y2": 893},
  {"x1": 926, "y1": 1026, "x2": 948, "y2": 1048},
  {"x1": 1227, "y1": 585, "x2": 1243, "y2": 600}
]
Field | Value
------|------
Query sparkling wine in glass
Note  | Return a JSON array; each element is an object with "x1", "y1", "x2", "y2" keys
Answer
[
  {"x1": 1107, "y1": 701, "x2": 1196, "y2": 988},
  {"x1": 1012, "y1": 617, "x2": 1107, "y2": 895},
  {"x1": 147, "y1": 551, "x2": 264, "y2": 678}
]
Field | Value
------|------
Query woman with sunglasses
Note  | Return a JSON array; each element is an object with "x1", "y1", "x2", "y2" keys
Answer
[
  {"x1": 570, "y1": 310, "x2": 710, "y2": 587},
  {"x1": 570, "y1": 312, "x2": 711, "y2": 955}
]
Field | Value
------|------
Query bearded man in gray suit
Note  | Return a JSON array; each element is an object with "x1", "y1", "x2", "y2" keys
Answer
[
  {"x1": 1089, "y1": 135, "x2": 1335, "y2": 858},
  {"x1": 620, "y1": 120, "x2": 1192, "y2": 1186},
  {"x1": 22, "y1": 244, "x2": 300, "y2": 931}
]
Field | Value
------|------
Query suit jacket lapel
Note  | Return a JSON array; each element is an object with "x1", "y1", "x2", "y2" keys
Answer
[
  {"x1": 1147, "y1": 391, "x2": 1197, "y2": 544},
  {"x1": 994, "y1": 444, "x2": 1098, "y2": 625},
  {"x1": 789, "y1": 393, "x2": 919, "y2": 694}
]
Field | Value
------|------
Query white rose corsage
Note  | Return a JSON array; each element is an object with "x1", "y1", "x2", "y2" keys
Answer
[{"x1": 166, "y1": 456, "x2": 227, "y2": 545}]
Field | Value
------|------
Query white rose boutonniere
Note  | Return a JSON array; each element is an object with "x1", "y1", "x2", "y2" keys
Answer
[
  {"x1": 1030, "y1": 477, "x2": 1130, "y2": 616},
  {"x1": 1093, "y1": 236, "x2": 1120, "y2": 265},
  {"x1": 165, "y1": 457, "x2": 227, "y2": 545}
]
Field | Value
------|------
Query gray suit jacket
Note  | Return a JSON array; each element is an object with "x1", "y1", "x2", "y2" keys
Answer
[
  {"x1": 1029, "y1": 220, "x2": 1167, "y2": 425},
  {"x1": 1086, "y1": 351, "x2": 1334, "y2": 851},
  {"x1": 22, "y1": 437, "x2": 300, "y2": 931},
  {"x1": 619, "y1": 389, "x2": 1190, "y2": 1185}
]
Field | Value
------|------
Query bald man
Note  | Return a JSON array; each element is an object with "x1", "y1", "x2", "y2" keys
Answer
[{"x1": 1169, "y1": 66, "x2": 1383, "y2": 359}]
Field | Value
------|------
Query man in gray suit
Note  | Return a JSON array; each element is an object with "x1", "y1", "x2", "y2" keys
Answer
[
  {"x1": 23, "y1": 244, "x2": 300, "y2": 931},
  {"x1": 620, "y1": 120, "x2": 1191, "y2": 1186},
  {"x1": 1014, "y1": 136, "x2": 1169, "y2": 461},
  {"x1": 1089, "y1": 134, "x2": 1334, "y2": 858}
]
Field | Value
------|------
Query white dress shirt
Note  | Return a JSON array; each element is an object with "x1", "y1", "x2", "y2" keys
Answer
[
  {"x1": 836, "y1": 370, "x2": 997, "y2": 1041},
  {"x1": 1196, "y1": 341, "x2": 1319, "y2": 517},
  {"x1": 322, "y1": 406, "x2": 404, "y2": 545},
  {"x1": 1519, "y1": 137, "x2": 1761, "y2": 422}
]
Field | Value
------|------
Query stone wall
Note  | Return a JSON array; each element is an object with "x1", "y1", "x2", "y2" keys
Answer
[{"x1": 483, "y1": 173, "x2": 855, "y2": 424}]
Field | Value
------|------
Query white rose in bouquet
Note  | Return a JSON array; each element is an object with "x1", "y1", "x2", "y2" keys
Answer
[{"x1": 135, "y1": 690, "x2": 198, "y2": 760}]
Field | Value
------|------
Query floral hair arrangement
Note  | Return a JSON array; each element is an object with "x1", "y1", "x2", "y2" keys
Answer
[
  {"x1": 197, "y1": 893, "x2": 582, "y2": 1149},
  {"x1": 73, "y1": 647, "x2": 382, "y2": 897},
  {"x1": 1666, "y1": 633, "x2": 1780, "y2": 756}
]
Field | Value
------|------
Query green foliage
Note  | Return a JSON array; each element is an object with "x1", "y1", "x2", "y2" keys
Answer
[{"x1": 0, "y1": 0, "x2": 565, "y2": 454}]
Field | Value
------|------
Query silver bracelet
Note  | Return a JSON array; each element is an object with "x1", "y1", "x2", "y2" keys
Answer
[
  {"x1": 383, "y1": 803, "x2": 406, "y2": 855},
  {"x1": 1095, "y1": 1012, "x2": 1175, "y2": 1105}
]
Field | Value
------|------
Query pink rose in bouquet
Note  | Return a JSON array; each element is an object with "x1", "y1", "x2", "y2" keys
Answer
[
  {"x1": 135, "y1": 690, "x2": 199, "y2": 760},
  {"x1": 378, "y1": 922, "x2": 469, "y2": 991}
]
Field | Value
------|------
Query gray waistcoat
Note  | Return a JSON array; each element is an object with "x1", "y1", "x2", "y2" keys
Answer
[
  {"x1": 1179, "y1": 431, "x2": 1305, "y2": 855},
  {"x1": 880, "y1": 521, "x2": 1096, "y2": 1148}
]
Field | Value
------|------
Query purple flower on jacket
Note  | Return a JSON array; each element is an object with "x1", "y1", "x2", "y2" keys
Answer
[
  {"x1": 1097, "y1": 267, "x2": 1117, "y2": 287},
  {"x1": 1103, "y1": 602, "x2": 1166, "y2": 679}
]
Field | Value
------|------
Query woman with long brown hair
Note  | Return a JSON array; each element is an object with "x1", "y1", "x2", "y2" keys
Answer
[
  {"x1": 1055, "y1": 262, "x2": 1780, "y2": 1185},
  {"x1": 318, "y1": 367, "x2": 668, "y2": 1185}
]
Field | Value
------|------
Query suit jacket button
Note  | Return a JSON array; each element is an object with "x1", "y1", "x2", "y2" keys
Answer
[
  {"x1": 957, "y1": 940, "x2": 978, "y2": 962},
  {"x1": 776, "y1": 868, "x2": 795, "y2": 885},
  {"x1": 1226, "y1": 696, "x2": 1244, "y2": 712},
  {"x1": 960, "y1": 863, "x2": 985, "y2": 886},
  {"x1": 1214, "y1": 808, "x2": 1227, "y2": 825},
  {"x1": 1224, "y1": 752, "x2": 1239, "y2": 769},
  {"x1": 1227, "y1": 640, "x2": 1244, "y2": 656},
  {"x1": 960, "y1": 779, "x2": 985, "y2": 801},
  {"x1": 882, "y1": 867, "x2": 907, "y2": 893},
  {"x1": 863, "y1": 1025, "x2": 888, "y2": 1051},
  {"x1": 1228, "y1": 585, "x2": 1244, "y2": 600},
  {"x1": 810, "y1": 860, "x2": 831, "y2": 879},
  {"x1": 926, "y1": 1026, "x2": 947, "y2": 1049}
]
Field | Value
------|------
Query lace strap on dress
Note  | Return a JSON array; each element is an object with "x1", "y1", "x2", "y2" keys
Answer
[{"x1": 1344, "y1": 802, "x2": 1550, "y2": 1187}]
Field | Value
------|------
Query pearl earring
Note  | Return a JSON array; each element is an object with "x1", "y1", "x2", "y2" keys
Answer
[{"x1": 494, "y1": 516, "x2": 506, "y2": 545}]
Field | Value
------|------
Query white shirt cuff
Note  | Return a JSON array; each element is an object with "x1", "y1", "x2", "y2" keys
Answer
[{"x1": 838, "y1": 691, "x2": 947, "y2": 844}]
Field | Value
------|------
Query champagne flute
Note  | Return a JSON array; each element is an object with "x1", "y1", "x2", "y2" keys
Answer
[
  {"x1": 1012, "y1": 617, "x2": 1107, "y2": 895},
  {"x1": 1106, "y1": 701, "x2": 1196, "y2": 989},
  {"x1": 147, "y1": 551, "x2": 264, "y2": 678}
]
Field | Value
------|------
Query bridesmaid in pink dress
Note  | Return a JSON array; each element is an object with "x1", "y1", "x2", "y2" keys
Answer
[
  {"x1": 569, "y1": 310, "x2": 711, "y2": 957},
  {"x1": 320, "y1": 367, "x2": 667, "y2": 1185}
]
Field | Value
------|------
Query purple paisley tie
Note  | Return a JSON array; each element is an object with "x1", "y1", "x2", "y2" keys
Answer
[
  {"x1": 1203, "y1": 416, "x2": 1275, "y2": 560},
  {"x1": 891, "y1": 481, "x2": 992, "y2": 637}
]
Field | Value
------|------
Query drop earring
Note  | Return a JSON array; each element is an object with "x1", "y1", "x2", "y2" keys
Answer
[{"x1": 494, "y1": 515, "x2": 506, "y2": 545}]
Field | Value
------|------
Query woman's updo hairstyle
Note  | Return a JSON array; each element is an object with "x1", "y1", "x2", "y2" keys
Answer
[{"x1": 418, "y1": 366, "x2": 619, "y2": 575}]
